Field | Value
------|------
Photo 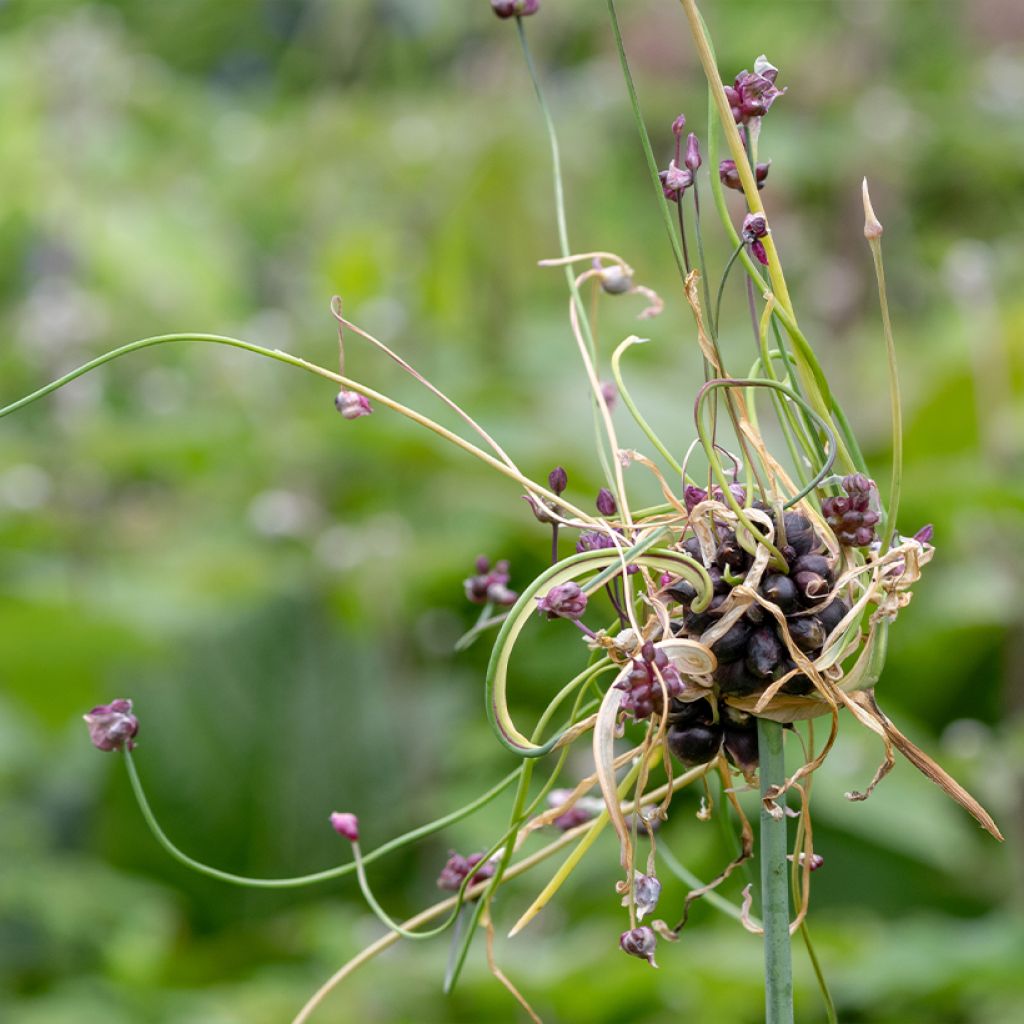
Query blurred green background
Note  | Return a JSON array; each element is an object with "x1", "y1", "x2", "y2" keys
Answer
[{"x1": 1, "y1": 1, "x2": 1022, "y2": 1021}]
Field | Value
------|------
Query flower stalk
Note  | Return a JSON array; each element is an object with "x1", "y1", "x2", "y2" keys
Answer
[{"x1": 758, "y1": 717, "x2": 794, "y2": 1024}]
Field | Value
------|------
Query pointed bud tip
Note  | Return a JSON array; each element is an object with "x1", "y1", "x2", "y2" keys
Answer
[
  {"x1": 329, "y1": 812, "x2": 360, "y2": 842},
  {"x1": 862, "y1": 179, "x2": 884, "y2": 240}
]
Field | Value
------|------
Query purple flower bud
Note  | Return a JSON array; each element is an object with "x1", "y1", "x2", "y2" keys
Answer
[
  {"x1": 600, "y1": 380, "x2": 618, "y2": 411},
  {"x1": 684, "y1": 485, "x2": 708, "y2": 512},
  {"x1": 671, "y1": 113, "x2": 687, "y2": 138},
  {"x1": 83, "y1": 698, "x2": 139, "y2": 752},
  {"x1": 596, "y1": 488, "x2": 617, "y2": 517},
  {"x1": 537, "y1": 581, "x2": 588, "y2": 620},
  {"x1": 619, "y1": 925, "x2": 658, "y2": 967},
  {"x1": 490, "y1": 0, "x2": 539, "y2": 18},
  {"x1": 437, "y1": 850, "x2": 495, "y2": 891},
  {"x1": 633, "y1": 873, "x2": 662, "y2": 920},
  {"x1": 548, "y1": 466, "x2": 568, "y2": 495},
  {"x1": 334, "y1": 390, "x2": 373, "y2": 420},
  {"x1": 576, "y1": 530, "x2": 615, "y2": 553},
  {"x1": 751, "y1": 239, "x2": 768, "y2": 265},
  {"x1": 913, "y1": 524, "x2": 934, "y2": 545},
  {"x1": 329, "y1": 811, "x2": 360, "y2": 842},
  {"x1": 684, "y1": 133, "x2": 702, "y2": 173}
]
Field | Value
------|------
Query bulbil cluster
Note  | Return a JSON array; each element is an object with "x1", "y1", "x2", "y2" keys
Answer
[
  {"x1": 663, "y1": 507, "x2": 850, "y2": 770},
  {"x1": 822, "y1": 473, "x2": 880, "y2": 548}
]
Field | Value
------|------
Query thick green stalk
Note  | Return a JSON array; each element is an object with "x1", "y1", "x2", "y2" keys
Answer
[{"x1": 757, "y1": 718, "x2": 794, "y2": 1024}]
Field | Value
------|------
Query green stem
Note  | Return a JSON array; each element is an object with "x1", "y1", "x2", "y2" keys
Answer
[
  {"x1": 123, "y1": 749, "x2": 519, "y2": 888},
  {"x1": 867, "y1": 225, "x2": 903, "y2": 550},
  {"x1": 0, "y1": 332, "x2": 595, "y2": 522},
  {"x1": 800, "y1": 921, "x2": 838, "y2": 1024},
  {"x1": 516, "y1": 18, "x2": 618, "y2": 499},
  {"x1": 757, "y1": 718, "x2": 794, "y2": 1024},
  {"x1": 606, "y1": 0, "x2": 688, "y2": 284}
]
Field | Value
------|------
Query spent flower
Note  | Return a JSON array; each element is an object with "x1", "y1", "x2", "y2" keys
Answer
[
  {"x1": 83, "y1": 698, "x2": 139, "y2": 752},
  {"x1": 536, "y1": 581, "x2": 588, "y2": 620},
  {"x1": 464, "y1": 556, "x2": 517, "y2": 606},
  {"x1": 334, "y1": 390, "x2": 373, "y2": 420},
  {"x1": 619, "y1": 925, "x2": 658, "y2": 967},
  {"x1": 725, "y1": 55, "x2": 786, "y2": 124},
  {"x1": 490, "y1": 0, "x2": 539, "y2": 18}
]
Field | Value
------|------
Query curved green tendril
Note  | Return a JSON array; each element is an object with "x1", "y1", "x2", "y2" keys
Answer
[
  {"x1": 123, "y1": 749, "x2": 519, "y2": 889},
  {"x1": 696, "y1": 378, "x2": 837, "y2": 515},
  {"x1": 610, "y1": 336, "x2": 687, "y2": 478},
  {"x1": 487, "y1": 546, "x2": 713, "y2": 758}
]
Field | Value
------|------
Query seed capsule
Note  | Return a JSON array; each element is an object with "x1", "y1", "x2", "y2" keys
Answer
[
  {"x1": 715, "y1": 660, "x2": 763, "y2": 697},
  {"x1": 761, "y1": 573, "x2": 798, "y2": 611},
  {"x1": 667, "y1": 578, "x2": 698, "y2": 605},
  {"x1": 787, "y1": 615, "x2": 825, "y2": 652},
  {"x1": 716, "y1": 531, "x2": 749, "y2": 573},
  {"x1": 818, "y1": 597, "x2": 850, "y2": 637},
  {"x1": 667, "y1": 722, "x2": 724, "y2": 766},
  {"x1": 746, "y1": 627, "x2": 782, "y2": 677},
  {"x1": 777, "y1": 658, "x2": 815, "y2": 695},
  {"x1": 723, "y1": 726, "x2": 759, "y2": 772},
  {"x1": 793, "y1": 571, "x2": 829, "y2": 603},
  {"x1": 791, "y1": 554, "x2": 834, "y2": 585},
  {"x1": 782, "y1": 512, "x2": 815, "y2": 556},
  {"x1": 712, "y1": 619, "x2": 753, "y2": 663}
]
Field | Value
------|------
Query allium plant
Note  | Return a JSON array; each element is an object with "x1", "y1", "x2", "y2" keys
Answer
[{"x1": 3, "y1": 3, "x2": 1004, "y2": 1023}]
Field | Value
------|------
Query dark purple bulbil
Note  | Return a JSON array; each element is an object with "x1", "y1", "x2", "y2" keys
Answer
[
  {"x1": 490, "y1": 0, "x2": 539, "y2": 18},
  {"x1": 83, "y1": 698, "x2": 138, "y2": 752},
  {"x1": 548, "y1": 465, "x2": 567, "y2": 495},
  {"x1": 822, "y1": 473, "x2": 880, "y2": 548},
  {"x1": 437, "y1": 850, "x2": 495, "y2": 891},
  {"x1": 724, "y1": 56, "x2": 786, "y2": 124},
  {"x1": 464, "y1": 556, "x2": 517, "y2": 606}
]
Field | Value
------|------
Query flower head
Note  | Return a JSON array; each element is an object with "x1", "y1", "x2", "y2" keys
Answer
[
  {"x1": 464, "y1": 556, "x2": 518, "y2": 606},
  {"x1": 632, "y1": 873, "x2": 662, "y2": 920},
  {"x1": 329, "y1": 811, "x2": 360, "y2": 842},
  {"x1": 659, "y1": 161, "x2": 693, "y2": 202},
  {"x1": 616, "y1": 648, "x2": 684, "y2": 720},
  {"x1": 437, "y1": 850, "x2": 495, "y2": 891},
  {"x1": 536, "y1": 581, "x2": 588, "y2": 620},
  {"x1": 724, "y1": 56, "x2": 786, "y2": 124},
  {"x1": 719, "y1": 159, "x2": 771, "y2": 192},
  {"x1": 822, "y1": 473, "x2": 880, "y2": 548},
  {"x1": 83, "y1": 698, "x2": 139, "y2": 752},
  {"x1": 742, "y1": 212, "x2": 770, "y2": 266},
  {"x1": 490, "y1": 0, "x2": 539, "y2": 17},
  {"x1": 619, "y1": 925, "x2": 658, "y2": 967},
  {"x1": 334, "y1": 390, "x2": 373, "y2": 420}
]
